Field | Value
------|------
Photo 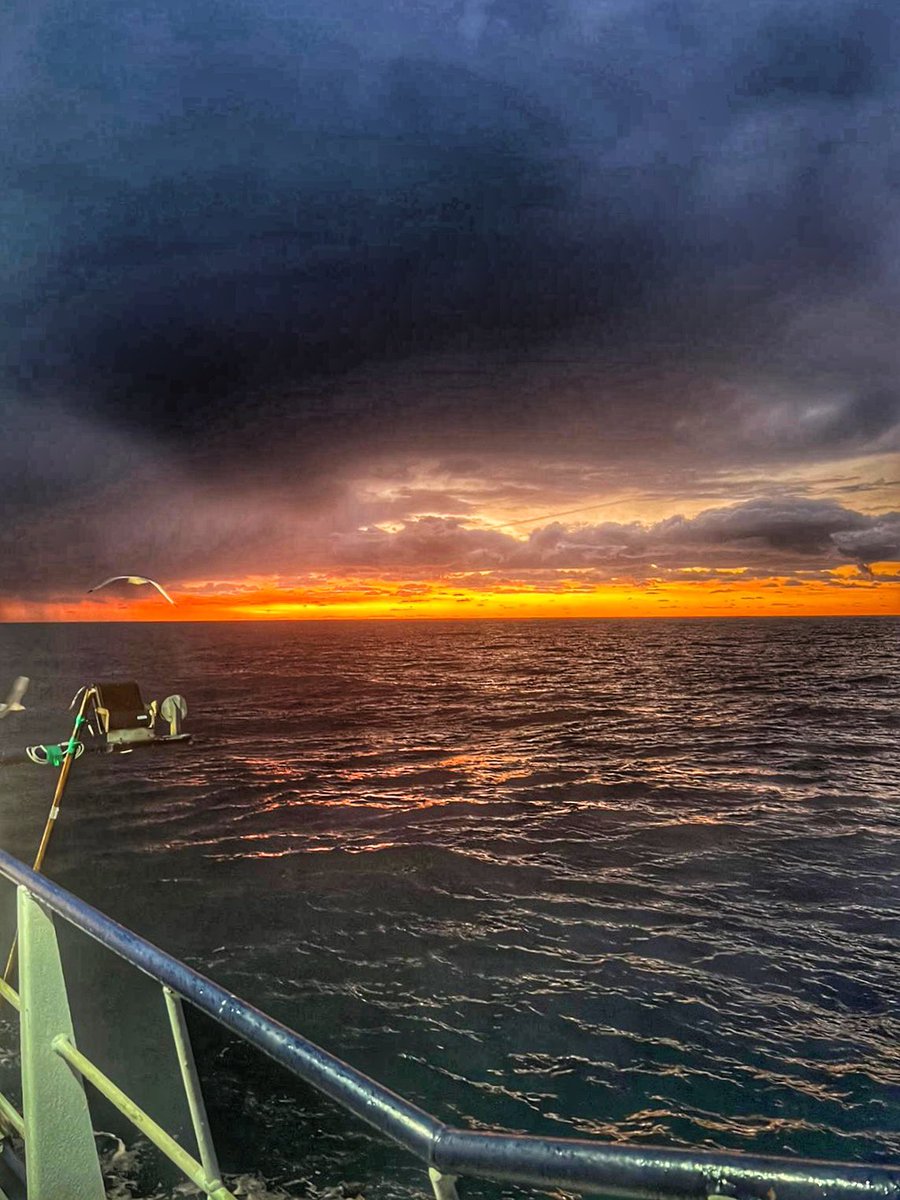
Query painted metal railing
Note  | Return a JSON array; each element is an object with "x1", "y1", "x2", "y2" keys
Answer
[{"x1": 0, "y1": 849, "x2": 898, "y2": 1200}]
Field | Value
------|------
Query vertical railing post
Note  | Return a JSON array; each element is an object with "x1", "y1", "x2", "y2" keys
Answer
[
  {"x1": 163, "y1": 986, "x2": 226, "y2": 1193},
  {"x1": 18, "y1": 886, "x2": 106, "y2": 1200},
  {"x1": 429, "y1": 1166, "x2": 460, "y2": 1200}
]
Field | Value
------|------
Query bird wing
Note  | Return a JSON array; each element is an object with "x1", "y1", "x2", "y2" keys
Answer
[
  {"x1": 0, "y1": 676, "x2": 28, "y2": 717},
  {"x1": 148, "y1": 579, "x2": 176, "y2": 604},
  {"x1": 88, "y1": 576, "x2": 129, "y2": 593}
]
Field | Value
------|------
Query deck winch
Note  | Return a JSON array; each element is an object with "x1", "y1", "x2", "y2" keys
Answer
[
  {"x1": 0, "y1": 680, "x2": 191, "y2": 767},
  {"x1": 80, "y1": 680, "x2": 190, "y2": 750}
]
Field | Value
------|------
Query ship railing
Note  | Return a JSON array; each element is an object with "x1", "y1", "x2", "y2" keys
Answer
[{"x1": 0, "y1": 849, "x2": 897, "y2": 1200}]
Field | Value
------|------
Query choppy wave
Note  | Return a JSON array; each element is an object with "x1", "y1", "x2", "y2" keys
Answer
[{"x1": 0, "y1": 617, "x2": 898, "y2": 1193}]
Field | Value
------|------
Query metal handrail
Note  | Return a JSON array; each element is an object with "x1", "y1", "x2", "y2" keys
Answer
[{"x1": 0, "y1": 848, "x2": 898, "y2": 1200}]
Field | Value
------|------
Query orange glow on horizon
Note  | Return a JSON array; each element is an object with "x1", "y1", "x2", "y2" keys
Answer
[{"x1": 2, "y1": 565, "x2": 898, "y2": 622}]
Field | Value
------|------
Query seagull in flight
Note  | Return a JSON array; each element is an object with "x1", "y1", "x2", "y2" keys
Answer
[
  {"x1": 0, "y1": 676, "x2": 29, "y2": 719},
  {"x1": 88, "y1": 575, "x2": 175, "y2": 604}
]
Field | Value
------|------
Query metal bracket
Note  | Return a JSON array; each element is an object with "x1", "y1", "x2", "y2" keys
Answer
[{"x1": 429, "y1": 1166, "x2": 460, "y2": 1200}]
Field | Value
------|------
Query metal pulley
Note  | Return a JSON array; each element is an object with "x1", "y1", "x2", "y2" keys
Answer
[{"x1": 160, "y1": 694, "x2": 188, "y2": 737}]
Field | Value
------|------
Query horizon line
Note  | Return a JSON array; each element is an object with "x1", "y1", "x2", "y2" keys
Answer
[{"x1": 1, "y1": 613, "x2": 897, "y2": 625}]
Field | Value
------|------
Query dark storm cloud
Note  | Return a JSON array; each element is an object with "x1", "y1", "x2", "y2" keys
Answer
[
  {"x1": 832, "y1": 516, "x2": 900, "y2": 562},
  {"x1": 3, "y1": 0, "x2": 900, "y2": 472}
]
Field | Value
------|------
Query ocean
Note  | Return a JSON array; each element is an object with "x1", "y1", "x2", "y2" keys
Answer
[{"x1": 0, "y1": 618, "x2": 898, "y2": 1196}]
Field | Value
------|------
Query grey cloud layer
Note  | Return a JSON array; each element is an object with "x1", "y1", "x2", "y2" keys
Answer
[
  {"x1": 332, "y1": 497, "x2": 900, "y2": 574},
  {"x1": 4, "y1": 0, "x2": 900, "y2": 475}
]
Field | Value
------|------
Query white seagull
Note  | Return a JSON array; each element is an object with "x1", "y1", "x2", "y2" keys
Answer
[
  {"x1": 88, "y1": 575, "x2": 175, "y2": 604},
  {"x1": 0, "y1": 676, "x2": 29, "y2": 719}
]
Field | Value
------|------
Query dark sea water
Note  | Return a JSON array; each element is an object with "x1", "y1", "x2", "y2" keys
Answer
[{"x1": 0, "y1": 618, "x2": 898, "y2": 1195}]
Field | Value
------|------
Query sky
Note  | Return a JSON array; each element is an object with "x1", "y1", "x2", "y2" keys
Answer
[{"x1": 2, "y1": 0, "x2": 898, "y2": 620}]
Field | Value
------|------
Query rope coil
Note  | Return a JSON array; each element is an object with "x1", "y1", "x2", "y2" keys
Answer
[{"x1": 26, "y1": 741, "x2": 85, "y2": 767}]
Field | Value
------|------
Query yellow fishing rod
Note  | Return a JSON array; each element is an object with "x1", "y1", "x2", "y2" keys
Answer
[{"x1": 3, "y1": 685, "x2": 96, "y2": 983}]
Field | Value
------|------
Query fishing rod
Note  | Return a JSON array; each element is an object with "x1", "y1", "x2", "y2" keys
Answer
[{"x1": 2, "y1": 686, "x2": 95, "y2": 982}]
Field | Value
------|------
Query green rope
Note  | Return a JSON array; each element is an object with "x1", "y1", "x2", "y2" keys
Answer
[
  {"x1": 46, "y1": 744, "x2": 66, "y2": 767},
  {"x1": 65, "y1": 714, "x2": 86, "y2": 758}
]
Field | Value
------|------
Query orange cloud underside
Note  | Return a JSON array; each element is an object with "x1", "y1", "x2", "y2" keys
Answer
[{"x1": 3, "y1": 567, "x2": 898, "y2": 621}]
